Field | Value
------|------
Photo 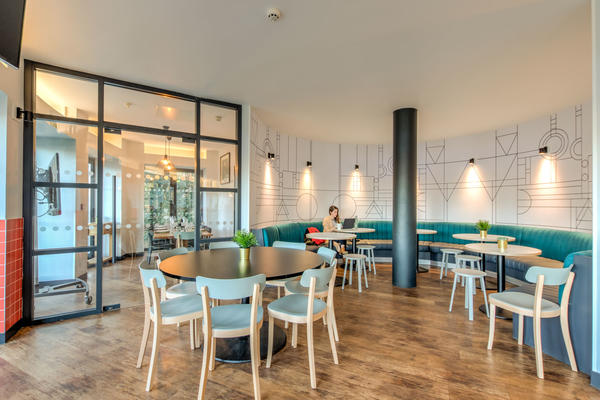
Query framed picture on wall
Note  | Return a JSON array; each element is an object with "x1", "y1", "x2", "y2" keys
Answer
[{"x1": 220, "y1": 152, "x2": 231, "y2": 185}]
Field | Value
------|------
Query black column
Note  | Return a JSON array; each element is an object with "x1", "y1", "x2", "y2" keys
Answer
[{"x1": 392, "y1": 108, "x2": 417, "y2": 288}]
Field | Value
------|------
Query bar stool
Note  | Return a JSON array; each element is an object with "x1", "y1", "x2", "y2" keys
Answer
[
  {"x1": 440, "y1": 248, "x2": 463, "y2": 279},
  {"x1": 342, "y1": 254, "x2": 368, "y2": 293},
  {"x1": 455, "y1": 254, "x2": 482, "y2": 270},
  {"x1": 449, "y1": 268, "x2": 489, "y2": 321},
  {"x1": 357, "y1": 244, "x2": 376, "y2": 275}
]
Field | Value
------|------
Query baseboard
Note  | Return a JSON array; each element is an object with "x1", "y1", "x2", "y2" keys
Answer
[
  {"x1": 0, "y1": 319, "x2": 23, "y2": 344},
  {"x1": 591, "y1": 371, "x2": 600, "y2": 390}
]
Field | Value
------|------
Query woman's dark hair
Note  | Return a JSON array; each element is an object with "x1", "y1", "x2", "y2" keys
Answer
[{"x1": 329, "y1": 205, "x2": 340, "y2": 223}]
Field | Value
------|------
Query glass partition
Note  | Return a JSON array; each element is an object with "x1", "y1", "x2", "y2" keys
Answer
[
  {"x1": 200, "y1": 140, "x2": 238, "y2": 189},
  {"x1": 35, "y1": 69, "x2": 98, "y2": 120},
  {"x1": 200, "y1": 102, "x2": 237, "y2": 140}
]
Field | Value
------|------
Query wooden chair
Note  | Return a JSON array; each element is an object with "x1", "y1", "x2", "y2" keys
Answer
[
  {"x1": 267, "y1": 241, "x2": 307, "y2": 298},
  {"x1": 196, "y1": 274, "x2": 266, "y2": 400},
  {"x1": 487, "y1": 265, "x2": 577, "y2": 379},
  {"x1": 136, "y1": 265, "x2": 203, "y2": 392},
  {"x1": 267, "y1": 265, "x2": 339, "y2": 389},
  {"x1": 208, "y1": 241, "x2": 240, "y2": 249},
  {"x1": 175, "y1": 231, "x2": 195, "y2": 250},
  {"x1": 156, "y1": 248, "x2": 196, "y2": 300}
]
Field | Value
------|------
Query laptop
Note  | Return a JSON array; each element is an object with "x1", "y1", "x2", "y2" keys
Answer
[{"x1": 342, "y1": 218, "x2": 356, "y2": 229}]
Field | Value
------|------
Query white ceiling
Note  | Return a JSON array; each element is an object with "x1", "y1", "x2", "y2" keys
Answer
[{"x1": 22, "y1": 0, "x2": 592, "y2": 143}]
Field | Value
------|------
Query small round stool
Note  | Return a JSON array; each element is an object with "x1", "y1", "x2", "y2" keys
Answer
[
  {"x1": 449, "y1": 268, "x2": 489, "y2": 321},
  {"x1": 455, "y1": 254, "x2": 482, "y2": 270},
  {"x1": 440, "y1": 248, "x2": 463, "y2": 279},
  {"x1": 357, "y1": 244, "x2": 376, "y2": 275},
  {"x1": 342, "y1": 254, "x2": 368, "y2": 292}
]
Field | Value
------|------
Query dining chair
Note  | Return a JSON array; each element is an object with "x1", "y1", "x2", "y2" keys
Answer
[
  {"x1": 137, "y1": 265, "x2": 203, "y2": 392},
  {"x1": 267, "y1": 265, "x2": 339, "y2": 389},
  {"x1": 487, "y1": 265, "x2": 577, "y2": 379},
  {"x1": 176, "y1": 231, "x2": 195, "y2": 250},
  {"x1": 267, "y1": 241, "x2": 307, "y2": 298},
  {"x1": 285, "y1": 247, "x2": 340, "y2": 341},
  {"x1": 209, "y1": 241, "x2": 240, "y2": 249},
  {"x1": 196, "y1": 274, "x2": 266, "y2": 400},
  {"x1": 156, "y1": 248, "x2": 196, "y2": 300}
]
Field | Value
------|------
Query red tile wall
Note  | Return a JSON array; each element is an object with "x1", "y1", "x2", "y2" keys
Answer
[{"x1": 0, "y1": 218, "x2": 23, "y2": 334}]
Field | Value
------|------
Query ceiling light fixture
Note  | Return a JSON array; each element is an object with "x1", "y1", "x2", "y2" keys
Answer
[
  {"x1": 539, "y1": 146, "x2": 548, "y2": 154},
  {"x1": 266, "y1": 7, "x2": 281, "y2": 21},
  {"x1": 266, "y1": 153, "x2": 275, "y2": 164},
  {"x1": 469, "y1": 158, "x2": 475, "y2": 165},
  {"x1": 307, "y1": 161, "x2": 312, "y2": 168},
  {"x1": 355, "y1": 164, "x2": 360, "y2": 171},
  {"x1": 158, "y1": 129, "x2": 176, "y2": 173}
]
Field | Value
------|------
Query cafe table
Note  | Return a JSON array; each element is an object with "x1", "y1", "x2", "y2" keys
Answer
[
  {"x1": 306, "y1": 231, "x2": 356, "y2": 287},
  {"x1": 334, "y1": 227, "x2": 375, "y2": 252},
  {"x1": 452, "y1": 233, "x2": 516, "y2": 272},
  {"x1": 464, "y1": 242, "x2": 541, "y2": 319},
  {"x1": 159, "y1": 247, "x2": 323, "y2": 363},
  {"x1": 416, "y1": 229, "x2": 437, "y2": 273}
]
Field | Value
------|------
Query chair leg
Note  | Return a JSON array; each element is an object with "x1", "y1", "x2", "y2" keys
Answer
[
  {"x1": 449, "y1": 274, "x2": 458, "y2": 312},
  {"x1": 480, "y1": 277, "x2": 489, "y2": 317},
  {"x1": 357, "y1": 261, "x2": 362, "y2": 293},
  {"x1": 267, "y1": 316, "x2": 274, "y2": 368},
  {"x1": 467, "y1": 279, "x2": 473, "y2": 321},
  {"x1": 533, "y1": 314, "x2": 544, "y2": 379},
  {"x1": 517, "y1": 314, "x2": 524, "y2": 345},
  {"x1": 277, "y1": 286, "x2": 281, "y2": 299},
  {"x1": 363, "y1": 259, "x2": 368, "y2": 289},
  {"x1": 464, "y1": 276, "x2": 469, "y2": 309},
  {"x1": 137, "y1": 314, "x2": 151, "y2": 368},
  {"x1": 209, "y1": 337, "x2": 216, "y2": 371},
  {"x1": 327, "y1": 311, "x2": 339, "y2": 364},
  {"x1": 195, "y1": 319, "x2": 201, "y2": 349},
  {"x1": 349, "y1": 260, "x2": 353, "y2": 286},
  {"x1": 440, "y1": 254, "x2": 446, "y2": 279},
  {"x1": 371, "y1": 249, "x2": 376, "y2": 275},
  {"x1": 342, "y1": 259, "x2": 348, "y2": 290},
  {"x1": 292, "y1": 323, "x2": 298, "y2": 348},
  {"x1": 198, "y1": 328, "x2": 212, "y2": 399},
  {"x1": 307, "y1": 320, "x2": 317, "y2": 389},
  {"x1": 560, "y1": 311, "x2": 578, "y2": 372},
  {"x1": 330, "y1": 302, "x2": 339, "y2": 342},
  {"x1": 250, "y1": 329, "x2": 261, "y2": 400},
  {"x1": 145, "y1": 320, "x2": 160, "y2": 392},
  {"x1": 487, "y1": 304, "x2": 496, "y2": 350},
  {"x1": 189, "y1": 320, "x2": 196, "y2": 351}
]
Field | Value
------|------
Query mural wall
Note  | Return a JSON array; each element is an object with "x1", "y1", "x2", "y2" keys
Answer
[{"x1": 250, "y1": 103, "x2": 592, "y2": 233}]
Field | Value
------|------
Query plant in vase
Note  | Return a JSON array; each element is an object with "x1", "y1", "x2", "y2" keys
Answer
[
  {"x1": 475, "y1": 219, "x2": 491, "y2": 239},
  {"x1": 233, "y1": 230, "x2": 258, "y2": 260}
]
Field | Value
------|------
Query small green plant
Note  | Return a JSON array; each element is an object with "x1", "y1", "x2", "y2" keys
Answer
[
  {"x1": 233, "y1": 230, "x2": 257, "y2": 248},
  {"x1": 475, "y1": 219, "x2": 491, "y2": 231}
]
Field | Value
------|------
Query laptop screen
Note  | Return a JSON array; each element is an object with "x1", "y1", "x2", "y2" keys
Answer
[{"x1": 342, "y1": 218, "x2": 355, "y2": 229}]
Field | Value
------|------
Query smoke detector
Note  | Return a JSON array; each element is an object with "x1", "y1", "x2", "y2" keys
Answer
[{"x1": 266, "y1": 8, "x2": 281, "y2": 21}]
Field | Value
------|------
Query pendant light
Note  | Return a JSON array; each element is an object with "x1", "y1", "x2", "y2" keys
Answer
[{"x1": 157, "y1": 126, "x2": 176, "y2": 173}]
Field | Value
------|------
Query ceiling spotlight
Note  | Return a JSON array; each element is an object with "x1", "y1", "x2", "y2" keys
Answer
[
  {"x1": 355, "y1": 164, "x2": 360, "y2": 171},
  {"x1": 266, "y1": 153, "x2": 275, "y2": 164},
  {"x1": 469, "y1": 158, "x2": 475, "y2": 165},
  {"x1": 539, "y1": 146, "x2": 548, "y2": 154},
  {"x1": 307, "y1": 161, "x2": 312, "y2": 168},
  {"x1": 266, "y1": 7, "x2": 281, "y2": 21}
]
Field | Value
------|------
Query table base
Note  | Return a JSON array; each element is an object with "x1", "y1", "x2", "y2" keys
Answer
[
  {"x1": 479, "y1": 304, "x2": 512, "y2": 320},
  {"x1": 214, "y1": 323, "x2": 286, "y2": 363},
  {"x1": 416, "y1": 265, "x2": 429, "y2": 273}
]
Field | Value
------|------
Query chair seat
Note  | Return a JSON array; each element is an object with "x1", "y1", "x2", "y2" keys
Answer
[
  {"x1": 357, "y1": 245, "x2": 375, "y2": 250},
  {"x1": 343, "y1": 253, "x2": 367, "y2": 260},
  {"x1": 453, "y1": 268, "x2": 486, "y2": 278},
  {"x1": 151, "y1": 294, "x2": 203, "y2": 319},
  {"x1": 211, "y1": 304, "x2": 264, "y2": 331},
  {"x1": 268, "y1": 294, "x2": 327, "y2": 318},
  {"x1": 441, "y1": 248, "x2": 463, "y2": 254},
  {"x1": 166, "y1": 281, "x2": 197, "y2": 298},
  {"x1": 285, "y1": 279, "x2": 328, "y2": 296},
  {"x1": 489, "y1": 291, "x2": 560, "y2": 316},
  {"x1": 267, "y1": 277, "x2": 297, "y2": 287},
  {"x1": 456, "y1": 254, "x2": 481, "y2": 261}
]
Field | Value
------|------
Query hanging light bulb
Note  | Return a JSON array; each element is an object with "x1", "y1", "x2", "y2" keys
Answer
[{"x1": 157, "y1": 132, "x2": 176, "y2": 173}]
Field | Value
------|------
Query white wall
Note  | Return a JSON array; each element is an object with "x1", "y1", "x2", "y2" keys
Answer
[{"x1": 250, "y1": 103, "x2": 592, "y2": 233}]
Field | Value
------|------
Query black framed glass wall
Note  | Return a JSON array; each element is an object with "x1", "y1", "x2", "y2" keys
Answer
[{"x1": 23, "y1": 60, "x2": 242, "y2": 323}]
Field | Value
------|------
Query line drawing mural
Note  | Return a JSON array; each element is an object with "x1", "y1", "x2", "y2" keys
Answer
[{"x1": 251, "y1": 104, "x2": 592, "y2": 233}]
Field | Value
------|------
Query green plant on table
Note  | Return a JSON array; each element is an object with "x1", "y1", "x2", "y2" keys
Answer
[
  {"x1": 233, "y1": 230, "x2": 258, "y2": 248},
  {"x1": 475, "y1": 220, "x2": 491, "y2": 232}
]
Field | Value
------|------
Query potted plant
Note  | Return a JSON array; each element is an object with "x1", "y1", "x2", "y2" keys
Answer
[
  {"x1": 475, "y1": 219, "x2": 491, "y2": 239},
  {"x1": 233, "y1": 230, "x2": 257, "y2": 260}
]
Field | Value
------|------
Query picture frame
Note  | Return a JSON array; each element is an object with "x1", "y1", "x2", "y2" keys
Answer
[{"x1": 220, "y1": 152, "x2": 231, "y2": 184}]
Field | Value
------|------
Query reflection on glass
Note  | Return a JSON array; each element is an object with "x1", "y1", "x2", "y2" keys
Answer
[
  {"x1": 104, "y1": 84, "x2": 196, "y2": 133},
  {"x1": 200, "y1": 102, "x2": 237, "y2": 140},
  {"x1": 200, "y1": 192, "x2": 235, "y2": 239},
  {"x1": 34, "y1": 121, "x2": 98, "y2": 184},
  {"x1": 34, "y1": 252, "x2": 96, "y2": 318},
  {"x1": 35, "y1": 69, "x2": 98, "y2": 120},
  {"x1": 200, "y1": 140, "x2": 237, "y2": 188}
]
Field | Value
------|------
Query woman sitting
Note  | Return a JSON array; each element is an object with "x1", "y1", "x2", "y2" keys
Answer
[{"x1": 323, "y1": 205, "x2": 345, "y2": 254}]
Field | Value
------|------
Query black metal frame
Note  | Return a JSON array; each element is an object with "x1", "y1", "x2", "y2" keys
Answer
[{"x1": 22, "y1": 60, "x2": 242, "y2": 324}]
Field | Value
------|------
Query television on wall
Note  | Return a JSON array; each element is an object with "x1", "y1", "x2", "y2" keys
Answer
[{"x1": 0, "y1": 0, "x2": 26, "y2": 69}]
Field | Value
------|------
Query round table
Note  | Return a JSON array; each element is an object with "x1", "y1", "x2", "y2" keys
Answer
[
  {"x1": 159, "y1": 247, "x2": 323, "y2": 363},
  {"x1": 416, "y1": 229, "x2": 437, "y2": 273},
  {"x1": 464, "y1": 243, "x2": 541, "y2": 319},
  {"x1": 306, "y1": 232, "x2": 356, "y2": 287},
  {"x1": 335, "y1": 227, "x2": 375, "y2": 252},
  {"x1": 452, "y1": 233, "x2": 516, "y2": 272}
]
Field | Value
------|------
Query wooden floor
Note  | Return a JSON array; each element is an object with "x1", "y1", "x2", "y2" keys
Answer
[{"x1": 0, "y1": 263, "x2": 596, "y2": 399}]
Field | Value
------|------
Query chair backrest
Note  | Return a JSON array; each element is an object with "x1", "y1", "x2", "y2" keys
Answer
[
  {"x1": 157, "y1": 247, "x2": 189, "y2": 262},
  {"x1": 317, "y1": 247, "x2": 337, "y2": 267},
  {"x1": 177, "y1": 231, "x2": 195, "y2": 241},
  {"x1": 196, "y1": 274, "x2": 266, "y2": 300},
  {"x1": 138, "y1": 264, "x2": 167, "y2": 315},
  {"x1": 139, "y1": 265, "x2": 167, "y2": 289},
  {"x1": 273, "y1": 241, "x2": 307, "y2": 250},
  {"x1": 525, "y1": 266, "x2": 572, "y2": 286},
  {"x1": 209, "y1": 241, "x2": 240, "y2": 249},
  {"x1": 300, "y1": 265, "x2": 334, "y2": 288}
]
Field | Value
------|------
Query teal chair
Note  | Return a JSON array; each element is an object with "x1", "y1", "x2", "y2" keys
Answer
[
  {"x1": 209, "y1": 241, "x2": 240, "y2": 249},
  {"x1": 268, "y1": 241, "x2": 308, "y2": 298},
  {"x1": 196, "y1": 274, "x2": 266, "y2": 400},
  {"x1": 487, "y1": 266, "x2": 577, "y2": 379},
  {"x1": 267, "y1": 265, "x2": 339, "y2": 389},
  {"x1": 285, "y1": 246, "x2": 339, "y2": 342},
  {"x1": 136, "y1": 264, "x2": 203, "y2": 392},
  {"x1": 157, "y1": 248, "x2": 196, "y2": 300},
  {"x1": 175, "y1": 231, "x2": 195, "y2": 250}
]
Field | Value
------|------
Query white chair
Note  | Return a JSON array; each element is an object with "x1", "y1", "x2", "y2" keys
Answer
[
  {"x1": 357, "y1": 244, "x2": 376, "y2": 275},
  {"x1": 157, "y1": 248, "x2": 196, "y2": 300},
  {"x1": 342, "y1": 253, "x2": 368, "y2": 292},
  {"x1": 440, "y1": 248, "x2": 463, "y2": 279},
  {"x1": 449, "y1": 268, "x2": 488, "y2": 321},
  {"x1": 267, "y1": 241, "x2": 307, "y2": 298},
  {"x1": 487, "y1": 266, "x2": 577, "y2": 379}
]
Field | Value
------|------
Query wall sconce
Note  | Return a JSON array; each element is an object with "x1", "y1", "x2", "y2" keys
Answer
[
  {"x1": 355, "y1": 164, "x2": 359, "y2": 171},
  {"x1": 266, "y1": 153, "x2": 275, "y2": 165},
  {"x1": 468, "y1": 158, "x2": 475, "y2": 166},
  {"x1": 306, "y1": 161, "x2": 312, "y2": 168},
  {"x1": 539, "y1": 146, "x2": 548, "y2": 154}
]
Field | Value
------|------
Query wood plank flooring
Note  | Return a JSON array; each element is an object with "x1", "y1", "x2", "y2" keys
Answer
[{"x1": 0, "y1": 263, "x2": 596, "y2": 399}]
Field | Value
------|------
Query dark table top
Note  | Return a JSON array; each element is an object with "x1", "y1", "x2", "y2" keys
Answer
[{"x1": 159, "y1": 247, "x2": 324, "y2": 281}]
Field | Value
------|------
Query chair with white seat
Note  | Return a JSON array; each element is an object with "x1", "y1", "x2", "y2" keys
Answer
[
  {"x1": 357, "y1": 244, "x2": 376, "y2": 275},
  {"x1": 267, "y1": 241, "x2": 307, "y2": 298},
  {"x1": 175, "y1": 231, "x2": 195, "y2": 250},
  {"x1": 267, "y1": 265, "x2": 339, "y2": 389},
  {"x1": 136, "y1": 265, "x2": 203, "y2": 392},
  {"x1": 342, "y1": 253, "x2": 368, "y2": 292},
  {"x1": 196, "y1": 274, "x2": 266, "y2": 400},
  {"x1": 440, "y1": 248, "x2": 463, "y2": 279},
  {"x1": 209, "y1": 241, "x2": 240, "y2": 249},
  {"x1": 487, "y1": 266, "x2": 577, "y2": 379},
  {"x1": 285, "y1": 247, "x2": 339, "y2": 341},
  {"x1": 449, "y1": 268, "x2": 489, "y2": 321},
  {"x1": 157, "y1": 248, "x2": 196, "y2": 300}
]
